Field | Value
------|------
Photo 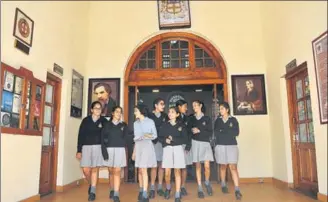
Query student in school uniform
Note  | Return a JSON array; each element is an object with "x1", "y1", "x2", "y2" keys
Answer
[
  {"x1": 104, "y1": 115, "x2": 115, "y2": 200},
  {"x1": 148, "y1": 98, "x2": 168, "y2": 198},
  {"x1": 101, "y1": 106, "x2": 128, "y2": 202},
  {"x1": 189, "y1": 100, "x2": 214, "y2": 198},
  {"x1": 214, "y1": 102, "x2": 242, "y2": 200},
  {"x1": 76, "y1": 101, "x2": 108, "y2": 201},
  {"x1": 175, "y1": 100, "x2": 192, "y2": 196},
  {"x1": 159, "y1": 106, "x2": 187, "y2": 202},
  {"x1": 132, "y1": 104, "x2": 158, "y2": 202}
]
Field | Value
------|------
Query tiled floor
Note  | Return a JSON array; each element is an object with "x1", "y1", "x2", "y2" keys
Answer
[{"x1": 41, "y1": 183, "x2": 317, "y2": 202}]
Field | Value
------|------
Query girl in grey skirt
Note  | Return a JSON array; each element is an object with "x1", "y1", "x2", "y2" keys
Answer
[
  {"x1": 101, "y1": 106, "x2": 128, "y2": 202},
  {"x1": 214, "y1": 102, "x2": 242, "y2": 200},
  {"x1": 189, "y1": 100, "x2": 214, "y2": 198},
  {"x1": 76, "y1": 101, "x2": 107, "y2": 201},
  {"x1": 148, "y1": 98, "x2": 168, "y2": 198},
  {"x1": 132, "y1": 104, "x2": 157, "y2": 202},
  {"x1": 159, "y1": 106, "x2": 187, "y2": 202},
  {"x1": 176, "y1": 99, "x2": 192, "y2": 196}
]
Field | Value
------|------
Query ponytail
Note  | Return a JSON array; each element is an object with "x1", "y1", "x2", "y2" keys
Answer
[{"x1": 193, "y1": 100, "x2": 206, "y2": 113}]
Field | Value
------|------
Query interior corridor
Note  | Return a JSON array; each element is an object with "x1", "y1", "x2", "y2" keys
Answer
[{"x1": 41, "y1": 183, "x2": 317, "y2": 202}]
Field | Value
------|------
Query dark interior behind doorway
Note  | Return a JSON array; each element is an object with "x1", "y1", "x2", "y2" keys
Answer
[{"x1": 126, "y1": 84, "x2": 224, "y2": 182}]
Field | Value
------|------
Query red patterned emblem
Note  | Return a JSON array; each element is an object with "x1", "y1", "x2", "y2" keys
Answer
[{"x1": 18, "y1": 18, "x2": 30, "y2": 38}]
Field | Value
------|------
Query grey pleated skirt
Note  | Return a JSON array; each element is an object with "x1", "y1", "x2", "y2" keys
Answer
[
  {"x1": 182, "y1": 144, "x2": 193, "y2": 165},
  {"x1": 192, "y1": 139, "x2": 214, "y2": 163},
  {"x1": 154, "y1": 142, "x2": 163, "y2": 162},
  {"x1": 80, "y1": 145, "x2": 103, "y2": 168},
  {"x1": 135, "y1": 140, "x2": 157, "y2": 168},
  {"x1": 103, "y1": 147, "x2": 127, "y2": 168},
  {"x1": 215, "y1": 145, "x2": 239, "y2": 164},
  {"x1": 162, "y1": 145, "x2": 186, "y2": 169}
]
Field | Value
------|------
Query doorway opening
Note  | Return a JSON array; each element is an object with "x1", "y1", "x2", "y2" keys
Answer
[
  {"x1": 126, "y1": 84, "x2": 224, "y2": 182},
  {"x1": 123, "y1": 32, "x2": 228, "y2": 182},
  {"x1": 285, "y1": 62, "x2": 318, "y2": 199},
  {"x1": 127, "y1": 84, "x2": 224, "y2": 126},
  {"x1": 39, "y1": 73, "x2": 62, "y2": 196}
]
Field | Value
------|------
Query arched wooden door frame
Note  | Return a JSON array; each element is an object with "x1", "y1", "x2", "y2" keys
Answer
[{"x1": 123, "y1": 32, "x2": 228, "y2": 122}]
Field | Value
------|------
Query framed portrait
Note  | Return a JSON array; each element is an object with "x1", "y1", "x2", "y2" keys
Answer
[
  {"x1": 88, "y1": 78, "x2": 120, "y2": 118},
  {"x1": 70, "y1": 70, "x2": 84, "y2": 118},
  {"x1": 231, "y1": 74, "x2": 268, "y2": 115},
  {"x1": 312, "y1": 31, "x2": 327, "y2": 124},
  {"x1": 157, "y1": 0, "x2": 191, "y2": 30},
  {"x1": 13, "y1": 8, "x2": 34, "y2": 47}
]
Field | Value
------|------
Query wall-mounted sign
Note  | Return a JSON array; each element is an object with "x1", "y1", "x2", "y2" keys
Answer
[
  {"x1": 285, "y1": 59, "x2": 297, "y2": 73},
  {"x1": 53, "y1": 63, "x2": 63, "y2": 76}
]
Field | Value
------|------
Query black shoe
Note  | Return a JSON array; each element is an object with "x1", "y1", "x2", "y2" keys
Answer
[
  {"x1": 205, "y1": 184, "x2": 213, "y2": 196},
  {"x1": 113, "y1": 196, "x2": 120, "y2": 202},
  {"x1": 109, "y1": 190, "x2": 114, "y2": 199},
  {"x1": 88, "y1": 185, "x2": 91, "y2": 194},
  {"x1": 149, "y1": 190, "x2": 155, "y2": 199},
  {"x1": 138, "y1": 192, "x2": 143, "y2": 201},
  {"x1": 175, "y1": 197, "x2": 181, "y2": 202},
  {"x1": 235, "y1": 190, "x2": 242, "y2": 200},
  {"x1": 142, "y1": 197, "x2": 149, "y2": 202},
  {"x1": 221, "y1": 186, "x2": 229, "y2": 194},
  {"x1": 181, "y1": 187, "x2": 188, "y2": 196},
  {"x1": 88, "y1": 193, "x2": 96, "y2": 201},
  {"x1": 164, "y1": 189, "x2": 171, "y2": 199},
  {"x1": 198, "y1": 191, "x2": 205, "y2": 198},
  {"x1": 157, "y1": 188, "x2": 164, "y2": 196}
]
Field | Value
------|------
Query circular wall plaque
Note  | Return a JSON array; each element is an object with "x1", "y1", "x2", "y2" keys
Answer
[{"x1": 168, "y1": 93, "x2": 185, "y2": 108}]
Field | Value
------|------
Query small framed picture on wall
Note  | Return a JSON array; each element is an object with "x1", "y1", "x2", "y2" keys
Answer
[
  {"x1": 13, "y1": 8, "x2": 34, "y2": 47},
  {"x1": 312, "y1": 31, "x2": 327, "y2": 124},
  {"x1": 231, "y1": 74, "x2": 268, "y2": 115},
  {"x1": 70, "y1": 70, "x2": 84, "y2": 118}
]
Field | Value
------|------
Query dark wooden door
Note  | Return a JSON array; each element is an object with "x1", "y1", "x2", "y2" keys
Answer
[
  {"x1": 39, "y1": 76, "x2": 61, "y2": 195},
  {"x1": 287, "y1": 65, "x2": 318, "y2": 197}
]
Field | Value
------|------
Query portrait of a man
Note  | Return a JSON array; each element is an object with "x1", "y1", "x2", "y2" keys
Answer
[
  {"x1": 231, "y1": 74, "x2": 267, "y2": 115},
  {"x1": 88, "y1": 78, "x2": 120, "y2": 117}
]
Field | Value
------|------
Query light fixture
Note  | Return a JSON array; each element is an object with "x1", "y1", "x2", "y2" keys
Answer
[
  {"x1": 195, "y1": 89, "x2": 202, "y2": 92},
  {"x1": 152, "y1": 89, "x2": 160, "y2": 93}
]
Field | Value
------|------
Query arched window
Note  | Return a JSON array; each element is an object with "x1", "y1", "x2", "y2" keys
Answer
[
  {"x1": 195, "y1": 45, "x2": 216, "y2": 68},
  {"x1": 134, "y1": 46, "x2": 156, "y2": 70},
  {"x1": 133, "y1": 38, "x2": 218, "y2": 70},
  {"x1": 161, "y1": 40, "x2": 189, "y2": 69},
  {"x1": 124, "y1": 32, "x2": 228, "y2": 127}
]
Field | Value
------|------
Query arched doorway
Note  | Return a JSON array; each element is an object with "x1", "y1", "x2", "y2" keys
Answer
[
  {"x1": 124, "y1": 32, "x2": 228, "y2": 122},
  {"x1": 123, "y1": 32, "x2": 228, "y2": 181}
]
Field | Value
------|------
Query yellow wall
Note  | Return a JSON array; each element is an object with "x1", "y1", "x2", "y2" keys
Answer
[
  {"x1": 261, "y1": 1, "x2": 327, "y2": 195},
  {"x1": 85, "y1": 1, "x2": 273, "y2": 179},
  {"x1": 1, "y1": 2, "x2": 89, "y2": 201}
]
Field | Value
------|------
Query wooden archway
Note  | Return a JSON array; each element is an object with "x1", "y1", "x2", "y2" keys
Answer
[{"x1": 123, "y1": 32, "x2": 228, "y2": 122}]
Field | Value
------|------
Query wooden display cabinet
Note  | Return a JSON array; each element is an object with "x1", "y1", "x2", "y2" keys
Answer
[{"x1": 1, "y1": 62, "x2": 45, "y2": 136}]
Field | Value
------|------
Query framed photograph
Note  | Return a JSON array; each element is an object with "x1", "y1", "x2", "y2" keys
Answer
[
  {"x1": 312, "y1": 31, "x2": 327, "y2": 124},
  {"x1": 13, "y1": 8, "x2": 34, "y2": 47},
  {"x1": 231, "y1": 74, "x2": 268, "y2": 115},
  {"x1": 88, "y1": 78, "x2": 120, "y2": 118},
  {"x1": 157, "y1": 0, "x2": 191, "y2": 30},
  {"x1": 70, "y1": 70, "x2": 84, "y2": 118}
]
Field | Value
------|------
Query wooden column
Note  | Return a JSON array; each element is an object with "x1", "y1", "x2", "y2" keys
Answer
[
  {"x1": 134, "y1": 86, "x2": 138, "y2": 183},
  {"x1": 135, "y1": 86, "x2": 138, "y2": 105},
  {"x1": 213, "y1": 83, "x2": 217, "y2": 99}
]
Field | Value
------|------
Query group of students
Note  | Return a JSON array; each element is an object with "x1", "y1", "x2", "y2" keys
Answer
[{"x1": 76, "y1": 98, "x2": 242, "y2": 202}]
